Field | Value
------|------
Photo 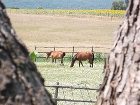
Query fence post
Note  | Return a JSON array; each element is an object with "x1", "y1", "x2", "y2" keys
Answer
[
  {"x1": 54, "y1": 82, "x2": 59, "y2": 105},
  {"x1": 54, "y1": 46, "x2": 56, "y2": 51},
  {"x1": 34, "y1": 45, "x2": 37, "y2": 51},
  {"x1": 72, "y1": 46, "x2": 75, "y2": 58},
  {"x1": 35, "y1": 46, "x2": 37, "y2": 62},
  {"x1": 92, "y1": 46, "x2": 93, "y2": 52}
]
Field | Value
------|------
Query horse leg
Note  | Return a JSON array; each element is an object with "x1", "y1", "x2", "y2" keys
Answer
[
  {"x1": 55, "y1": 59, "x2": 56, "y2": 63},
  {"x1": 70, "y1": 57, "x2": 76, "y2": 67},
  {"x1": 61, "y1": 58, "x2": 64, "y2": 65},
  {"x1": 89, "y1": 59, "x2": 93, "y2": 68},
  {"x1": 80, "y1": 61, "x2": 84, "y2": 67},
  {"x1": 89, "y1": 60, "x2": 91, "y2": 67},
  {"x1": 90, "y1": 63, "x2": 92, "y2": 67},
  {"x1": 91, "y1": 61, "x2": 93, "y2": 67},
  {"x1": 79, "y1": 61, "x2": 81, "y2": 67},
  {"x1": 91, "y1": 58, "x2": 94, "y2": 68},
  {"x1": 52, "y1": 58, "x2": 54, "y2": 63}
]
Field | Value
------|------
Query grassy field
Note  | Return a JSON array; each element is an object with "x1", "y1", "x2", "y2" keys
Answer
[
  {"x1": 34, "y1": 52, "x2": 105, "y2": 105},
  {"x1": 34, "y1": 51, "x2": 104, "y2": 105},
  {"x1": 7, "y1": 9, "x2": 123, "y2": 104},
  {"x1": 7, "y1": 9, "x2": 122, "y2": 52},
  {"x1": 36, "y1": 60, "x2": 103, "y2": 105},
  {"x1": 37, "y1": 61, "x2": 103, "y2": 86}
]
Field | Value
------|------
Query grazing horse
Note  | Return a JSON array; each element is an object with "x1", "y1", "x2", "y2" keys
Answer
[
  {"x1": 70, "y1": 51, "x2": 94, "y2": 67},
  {"x1": 46, "y1": 51, "x2": 65, "y2": 65}
]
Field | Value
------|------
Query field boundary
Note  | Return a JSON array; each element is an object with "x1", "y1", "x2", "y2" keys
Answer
[
  {"x1": 34, "y1": 46, "x2": 110, "y2": 53},
  {"x1": 46, "y1": 82, "x2": 99, "y2": 105}
]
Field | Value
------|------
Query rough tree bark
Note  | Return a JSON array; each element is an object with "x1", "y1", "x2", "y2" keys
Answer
[
  {"x1": 0, "y1": 1, "x2": 55, "y2": 105},
  {"x1": 96, "y1": 0, "x2": 140, "y2": 105}
]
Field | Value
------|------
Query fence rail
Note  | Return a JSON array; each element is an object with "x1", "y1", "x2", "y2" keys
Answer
[
  {"x1": 34, "y1": 46, "x2": 111, "y2": 49},
  {"x1": 34, "y1": 46, "x2": 109, "y2": 62},
  {"x1": 56, "y1": 99, "x2": 96, "y2": 103},
  {"x1": 45, "y1": 82, "x2": 99, "y2": 105},
  {"x1": 46, "y1": 85, "x2": 98, "y2": 90},
  {"x1": 34, "y1": 46, "x2": 110, "y2": 54}
]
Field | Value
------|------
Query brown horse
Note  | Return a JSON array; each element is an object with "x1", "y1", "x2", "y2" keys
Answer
[
  {"x1": 70, "y1": 51, "x2": 94, "y2": 67},
  {"x1": 46, "y1": 51, "x2": 65, "y2": 65}
]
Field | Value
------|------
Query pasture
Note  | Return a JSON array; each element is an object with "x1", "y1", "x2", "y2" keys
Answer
[
  {"x1": 36, "y1": 53, "x2": 104, "y2": 86},
  {"x1": 7, "y1": 9, "x2": 123, "y2": 104},
  {"x1": 34, "y1": 49, "x2": 105, "y2": 105},
  {"x1": 36, "y1": 61, "x2": 103, "y2": 86},
  {"x1": 36, "y1": 59, "x2": 104, "y2": 105}
]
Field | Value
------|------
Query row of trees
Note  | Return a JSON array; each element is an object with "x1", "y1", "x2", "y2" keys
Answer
[
  {"x1": 111, "y1": 0, "x2": 128, "y2": 10},
  {"x1": 9, "y1": 0, "x2": 129, "y2": 10}
]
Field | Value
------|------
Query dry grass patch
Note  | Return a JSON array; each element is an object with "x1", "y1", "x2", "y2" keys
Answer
[{"x1": 8, "y1": 12, "x2": 122, "y2": 52}]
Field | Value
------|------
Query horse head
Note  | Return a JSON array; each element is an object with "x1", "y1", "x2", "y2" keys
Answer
[
  {"x1": 70, "y1": 54, "x2": 77, "y2": 67},
  {"x1": 62, "y1": 52, "x2": 66, "y2": 57}
]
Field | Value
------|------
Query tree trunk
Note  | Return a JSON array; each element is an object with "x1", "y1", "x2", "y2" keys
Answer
[
  {"x1": 96, "y1": 0, "x2": 140, "y2": 105},
  {"x1": 0, "y1": 1, "x2": 55, "y2": 105}
]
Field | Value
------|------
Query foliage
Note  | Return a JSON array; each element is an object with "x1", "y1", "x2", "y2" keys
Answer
[
  {"x1": 29, "y1": 51, "x2": 37, "y2": 62},
  {"x1": 125, "y1": 0, "x2": 129, "y2": 7},
  {"x1": 37, "y1": 7, "x2": 44, "y2": 9},
  {"x1": 111, "y1": 0, "x2": 127, "y2": 10},
  {"x1": 94, "y1": 52, "x2": 105, "y2": 62},
  {"x1": 8, "y1": 7, "x2": 19, "y2": 9}
]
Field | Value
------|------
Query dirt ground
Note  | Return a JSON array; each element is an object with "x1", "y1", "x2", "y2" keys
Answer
[{"x1": 8, "y1": 13, "x2": 122, "y2": 52}]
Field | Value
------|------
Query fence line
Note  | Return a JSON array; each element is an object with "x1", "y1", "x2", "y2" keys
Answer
[
  {"x1": 36, "y1": 51, "x2": 108, "y2": 54},
  {"x1": 34, "y1": 46, "x2": 111, "y2": 49},
  {"x1": 46, "y1": 85, "x2": 98, "y2": 90},
  {"x1": 45, "y1": 82, "x2": 99, "y2": 105},
  {"x1": 56, "y1": 99, "x2": 96, "y2": 103},
  {"x1": 34, "y1": 45, "x2": 110, "y2": 54},
  {"x1": 33, "y1": 46, "x2": 109, "y2": 62}
]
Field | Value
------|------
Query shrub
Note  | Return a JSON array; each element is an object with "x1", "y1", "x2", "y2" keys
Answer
[
  {"x1": 8, "y1": 7, "x2": 19, "y2": 9},
  {"x1": 37, "y1": 7, "x2": 44, "y2": 9},
  {"x1": 29, "y1": 51, "x2": 37, "y2": 62},
  {"x1": 94, "y1": 52, "x2": 104, "y2": 62}
]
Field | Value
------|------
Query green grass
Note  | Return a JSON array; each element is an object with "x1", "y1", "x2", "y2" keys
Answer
[
  {"x1": 36, "y1": 61, "x2": 104, "y2": 105},
  {"x1": 37, "y1": 62, "x2": 103, "y2": 85}
]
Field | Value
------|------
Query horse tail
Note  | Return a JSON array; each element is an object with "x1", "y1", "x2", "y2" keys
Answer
[
  {"x1": 46, "y1": 51, "x2": 52, "y2": 59},
  {"x1": 70, "y1": 54, "x2": 77, "y2": 67},
  {"x1": 92, "y1": 52, "x2": 94, "y2": 62}
]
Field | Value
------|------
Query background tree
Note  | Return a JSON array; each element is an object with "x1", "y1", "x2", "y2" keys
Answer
[
  {"x1": 96, "y1": 0, "x2": 140, "y2": 105},
  {"x1": 125, "y1": 0, "x2": 129, "y2": 7},
  {"x1": 0, "y1": 1, "x2": 54, "y2": 105},
  {"x1": 111, "y1": 0, "x2": 127, "y2": 10}
]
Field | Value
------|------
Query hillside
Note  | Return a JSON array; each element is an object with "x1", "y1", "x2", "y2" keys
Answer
[{"x1": 4, "y1": 0, "x2": 116, "y2": 9}]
